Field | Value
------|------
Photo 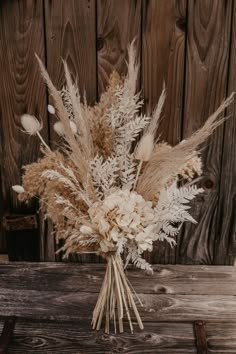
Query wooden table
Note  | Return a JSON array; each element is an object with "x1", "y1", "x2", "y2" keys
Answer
[{"x1": 0, "y1": 263, "x2": 236, "y2": 353}]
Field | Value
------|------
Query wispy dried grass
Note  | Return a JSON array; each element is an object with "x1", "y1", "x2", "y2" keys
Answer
[
  {"x1": 35, "y1": 55, "x2": 89, "y2": 188},
  {"x1": 137, "y1": 93, "x2": 235, "y2": 201}
]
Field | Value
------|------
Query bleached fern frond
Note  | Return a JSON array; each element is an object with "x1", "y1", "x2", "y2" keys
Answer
[
  {"x1": 155, "y1": 183, "x2": 204, "y2": 224},
  {"x1": 162, "y1": 221, "x2": 180, "y2": 237},
  {"x1": 115, "y1": 115, "x2": 151, "y2": 144},
  {"x1": 156, "y1": 232, "x2": 177, "y2": 248},
  {"x1": 114, "y1": 146, "x2": 137, "y2": 190},
  {"x1": 167, "y1": 184, "x2": 204, "y2": 204},
  {"x1": 90, "y1": 155, "x2": 119, "y2": 198},
  {"x1": 109, "y1": 89, "x2": 143, "y2": 130},
  {"x1": 125, "y1": 247, "x2": 153, "y2": 273}
]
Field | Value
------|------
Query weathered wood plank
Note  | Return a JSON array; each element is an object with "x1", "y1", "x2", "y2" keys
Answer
[
  {"x1": 1, "y1": 320, "x2": 235, "y2": 353},
  {"x1": 44, "y1": 0, "x2": 97, "y2": 262},
  {"x1": 0, "y1": 0, "x2": 48, "y2": 259},
  {"x1": 214, "y1": 0, "x2": 236, "y2": 265},
  {"x1": 0, "y1": 289, "x2": 235, "y2": 323},
  {"x1": 0, "y1": 263, "x2": 236, "y2": 295},
  {"x1": 177, "y1": 0, "x2": 233, "y2": 264},
  {"x1": 142, "y1": 0, "x2": 187, "y2": 264},
  {"x1": 97, "y1": 0, "x2": 142, "y2": 94},
  {"x1": 1, "y1": 320, "x2": 198, "y2": 353}
]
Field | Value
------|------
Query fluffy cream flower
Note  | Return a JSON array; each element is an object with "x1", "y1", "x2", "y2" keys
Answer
[{"x1": 88, "y1": 189, "x2": 156, "y2": 255}]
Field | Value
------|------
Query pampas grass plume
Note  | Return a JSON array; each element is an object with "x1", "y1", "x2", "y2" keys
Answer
[
  {"x1": 12, "y1": 185, "x2": 25, "y2": 194},
  {"x1": 21, "y1": 114, "x2": 42, "y2": 135},
  {"x1": 135, "y1": 133, "x2": 154, "y2": 162}
]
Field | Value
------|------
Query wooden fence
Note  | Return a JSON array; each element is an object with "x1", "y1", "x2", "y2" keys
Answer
[{"x1": 0, "y1": 0, "x2": 235, "y2": 264}]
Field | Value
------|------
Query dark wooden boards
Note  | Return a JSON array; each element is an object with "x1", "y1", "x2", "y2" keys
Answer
[
  {"x1": 2, "y1": 320, "x2": 236, "y2": 353},
  {"x1": 0, "y1": 0, "x2": 48, "y2": 257},
  {"x1": 97, "y1": 0, "x2": 142, "y2": 94},
  {"x1": 44, "y1": 0, "x2": 97, "y2": 262},
  {"x1": 0, "y1": 263, "x2": 236, "y2": 353},
  {"x1": 177, "y1": 0, "x2": 233, "y2": 265},
  {"x1": 0, "y1": 263, "x2": 236, "y2": 295},
  {"x1": 0, "y1": 263, "x2": 235, "y2": 322},
  {"x1": 214, "y1": 0, "x2": 236, "y2": 265},
  {"x1": 142, "y1": 0, "x2": 187, "y2": 264}
]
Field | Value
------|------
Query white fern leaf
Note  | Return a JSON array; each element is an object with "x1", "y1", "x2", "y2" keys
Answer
[{"x1": 90, "y1": 155, "x2": 119, "y2": 198}]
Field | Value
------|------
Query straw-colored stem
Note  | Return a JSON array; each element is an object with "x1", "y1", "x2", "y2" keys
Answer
[
  {"x1": 91, "y1": 255, "x2": 143, "y2": 334},
  {"x1": 36, "y1": 131, "x2": 50, "y2": 151},
  {"x1": 133, "y1": 160, "x2": 143, "y2": 191}
]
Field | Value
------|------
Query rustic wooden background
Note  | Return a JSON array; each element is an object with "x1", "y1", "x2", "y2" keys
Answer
[{"x1": 0, "y1": 0, "x2": 235, "y2": 265}]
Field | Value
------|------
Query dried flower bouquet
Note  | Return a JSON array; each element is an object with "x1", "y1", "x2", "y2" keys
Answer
[{"x1": 13, "y1": 41, "x2": 234, "y2": 334}]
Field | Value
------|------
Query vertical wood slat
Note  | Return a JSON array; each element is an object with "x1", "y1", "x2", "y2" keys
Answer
[
  {"x1": 214, "y1": 0, "x2": 236, "y2": 265},
  {"x1": 177, "y1": 0, "x2": 233, "y2": 264},
  {"x1": 142, "y1": 0, "x2": 187, "y2": 264},
  {"x1": 97, "y1": 0, "x2": 142, "y2": 95},
  {"x1": 0, "y1": 0, "x2": 48, "y2": 257},
  {"x1": 44, "y1": 0, "x2": 97, "y2": 262}
]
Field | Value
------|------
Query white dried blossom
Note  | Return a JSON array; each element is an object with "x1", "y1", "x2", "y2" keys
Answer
[
  {"x1": 47, "y1": 104, "x2": 55, "y2": 114},
  {"x1": 20, "y1": 114, "x2": 42, "y2": 135},
  {"x1": 12, "y1": 185, "x2": 25, "y2": 194},
  {"x1": 69, "y1": 120, "x2": 77, "y2": 134},
  {"x1": 53, "y1": 121, "x2": 64, "y2": 136},
  {"x1": 88, "y1": 189, "x2": 156, "y2": 258}
]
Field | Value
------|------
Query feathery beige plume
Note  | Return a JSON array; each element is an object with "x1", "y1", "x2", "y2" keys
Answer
[
  {"x1": 35, "y1": 54, "x2": 90, "y2": 190},
  {"x1": 126, "y1": 38, "x2": 140, "y2": 96},
  {"x1": 137, "y1": 93, "x2": 235, "y2": 201},
  {"x1": 62, "y1": 60, "x2": 93, "y2": 159},
  {"x1": 147, "y1": 82, "x2": 166, "y2": 137}
]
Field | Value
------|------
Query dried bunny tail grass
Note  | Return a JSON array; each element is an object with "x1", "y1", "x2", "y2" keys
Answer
[
  {"x1": 135, "y1": 84, "x2": 166, "y2": 163},
  {"x1": 137, "y1": 93, "x2": 235, "y2": 201},
  {"x1": 35, "y1": 54, "x2": 89, "y2": 187},
  {"x1": 62, "y1": 60, "x2": 93, "y2": 159}
]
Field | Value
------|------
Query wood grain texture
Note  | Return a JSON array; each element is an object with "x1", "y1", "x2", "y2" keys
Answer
[
  {"x1": 97, "y1": 0, "x2": 142, "y2": 94},
  {"x1": 44, "y1": 0, "x2": 97, "y2": 262},
  {"x1": 177, "y1": 0, "x2": 232, "y2": 265},
  {"x1": 2, "y1": 320, "x2": 236, "y2": 353},
  {"x1": 0, "y1": 263, "x2": 236, "y2": 295},
  {"x1": 0, "y1": 263, "x2": 236, "y2": 352},
  {"x1": 214, "y1": 0, "x2": 236, "y2": 265},
  {"x1": 0, "y1": 320, "x2": 198, "y2": 354},
  {"x1": 142, "y1": 0, "x2": 187, "y2": 264},
  {"x1": 0, "y1": 0, "x2": 48, "y2": 257},
  {"x1": 0, "y1": 263, "x2": 235, "y2": 323}
]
